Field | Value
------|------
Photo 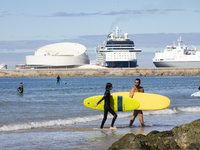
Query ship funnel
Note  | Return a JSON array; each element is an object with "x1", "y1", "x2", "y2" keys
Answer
[
  {"x1": 124, "y1": 33, "x2": 128, "y2": 39},
  {"x1": 110, "y1": 33, "x2": 114, "y2": 39}
]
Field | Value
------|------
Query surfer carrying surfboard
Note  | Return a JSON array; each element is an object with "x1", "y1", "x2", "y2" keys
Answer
[
  {"x1": 129, "y1": 78, "x2": 145, "y2": 127},
  {"x1": 93, "y1": 83, "x2": 117, "y2": 129}
]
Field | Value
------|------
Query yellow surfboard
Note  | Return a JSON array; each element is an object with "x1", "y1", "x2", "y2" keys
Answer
[
  {"x1": 111, "y1": 92, "x2": 170, "y2": 110},
  {"x1": 84, "y1": 95, "x2": 140, "y2": 111}
]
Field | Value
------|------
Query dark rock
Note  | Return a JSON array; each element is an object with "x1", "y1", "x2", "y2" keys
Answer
[
  {"x1": 109, "y1": 133, "x2": 150, "y2": 150},
  {"x1": 109, "y1": 119, "x2": 200, "y2": 150}
]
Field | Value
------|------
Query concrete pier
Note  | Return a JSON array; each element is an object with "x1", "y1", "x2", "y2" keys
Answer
[{"x1": 0, "y1": 67, "x2": 200, "y2": 77}]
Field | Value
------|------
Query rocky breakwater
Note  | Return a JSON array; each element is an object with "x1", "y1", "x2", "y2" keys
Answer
[
  {"x1": 109, "y1": 119, "x2": 200, "y2": 150},
  {"x1": 0, "y1": 67, "x2": 200, "y2": 77}
]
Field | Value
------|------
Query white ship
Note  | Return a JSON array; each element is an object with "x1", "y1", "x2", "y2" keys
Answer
[
  {"x1": 153, "y1": 37, "x2": 200, "y2": 67},
  {"x1": 0, "y1": 64, "x2": 7, "y2": 69},
  {"x1": 95, "y1": 26, "x2": 142, "y2": 68}
]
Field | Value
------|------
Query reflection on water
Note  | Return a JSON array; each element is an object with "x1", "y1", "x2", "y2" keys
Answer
[
  {"x1": 17, "y1": 93, "x2": 23, "y2": 97},
  {"x1": 129, "y1": 126, "x2": 146, "y2": 135}
]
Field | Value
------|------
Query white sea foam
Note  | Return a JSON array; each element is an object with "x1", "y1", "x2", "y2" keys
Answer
[
  {"x1": 178, "y1": 106, "x2": 200, "y2": 113},
  {"x1": 144, "y1": 108, "x2": 178, "y2": 116},
  {"x1": 0, "y1": 115, "x2": 102, "y2": 132},
  {"x1": 1, "y1": 106, "x2": 200, "y2": 132},
  {"x1": 144, "y1": 106, "x2": 200, "y2": 116}
]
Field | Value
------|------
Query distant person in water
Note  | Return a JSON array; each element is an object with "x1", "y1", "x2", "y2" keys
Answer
[
  {"x1": 198, "y1": 86, "x2": 200, "y2": 90},
  {"x1": 17, "y1": 82, "x2": 23, "y2": 93},
  {"x1": 129, "y1": 78, "x2": 145, "y2": 127},
  {"x1": 57, "y1": 75, "x2": 60, "y2": 83},
  {"x1": 93, "y1": 83, "x2": 117, "y2": 129}
]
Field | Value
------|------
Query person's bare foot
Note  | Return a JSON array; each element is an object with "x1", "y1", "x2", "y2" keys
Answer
[
  {"x1": 110, "y1": 127, "x2": 117, "y2": 129},
  {"x1": 141, "y1": 123, "x2": 145, "y2": 127}
]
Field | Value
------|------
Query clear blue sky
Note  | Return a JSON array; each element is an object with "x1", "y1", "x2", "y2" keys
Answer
[{"x1": 0, "y1": 0, "x2": 200, "y2": 68}]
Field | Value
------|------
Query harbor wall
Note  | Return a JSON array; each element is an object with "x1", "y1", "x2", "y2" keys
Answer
[{"x1": 0, "y1": 67, "x2": 200, "y2": 77}]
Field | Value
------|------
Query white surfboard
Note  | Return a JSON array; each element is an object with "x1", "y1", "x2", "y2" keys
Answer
[{"x1": 191, "y1": 91, "x2": 200, "y2": 97}]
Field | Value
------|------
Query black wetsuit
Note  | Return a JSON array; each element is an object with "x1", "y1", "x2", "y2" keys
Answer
[
  {"x1": 57, "y1": 76, "x2": 60, "y2": 83},
  {"x1": 17, "y1": 85, "x2": 23, "y2": 93},
  {"x1": 97, "y1": 90, "x2": 117, "y2": 128}
]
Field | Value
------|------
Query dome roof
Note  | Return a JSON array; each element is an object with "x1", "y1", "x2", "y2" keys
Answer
[{"x1": 35, "y1": 43, "x2": 86, "y2": 56}]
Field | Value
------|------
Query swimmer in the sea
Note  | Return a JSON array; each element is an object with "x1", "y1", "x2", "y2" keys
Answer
[{"x1": 93, "y1": 83, "x2": 117, "y2": 129}]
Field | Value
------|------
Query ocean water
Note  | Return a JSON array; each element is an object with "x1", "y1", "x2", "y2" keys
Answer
[{"x1": 0, "y1": 76, "x2": 200, "y2": 149}]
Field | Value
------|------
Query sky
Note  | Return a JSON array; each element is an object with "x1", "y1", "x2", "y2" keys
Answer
[{"x1": 0, "y1": 0, "x2": 200, "y2": 68}]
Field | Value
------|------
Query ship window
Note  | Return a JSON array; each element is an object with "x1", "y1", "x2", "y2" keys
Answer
[
  {"x1": 106, "y1": 41, "x2": 134, "y2": 47},
  {"x1": 106, "y1": 41, "x2": 133, "y2": 45}
]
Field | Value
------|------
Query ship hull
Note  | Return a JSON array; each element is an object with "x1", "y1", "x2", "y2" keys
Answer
[
  {"x1": 106, "y1": 60, "x2": 137, "y2": 68},
  {"x1": 153, "y1": 61, "x2": 200, "y2": 67}
]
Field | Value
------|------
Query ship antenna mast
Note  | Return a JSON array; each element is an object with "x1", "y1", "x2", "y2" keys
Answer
[
  {"x1": 116, "y1": 25, "x2": 119, "y2": 38},
  {"x1": 178, "y1": 37, "x2": 181, "y2": 46}
]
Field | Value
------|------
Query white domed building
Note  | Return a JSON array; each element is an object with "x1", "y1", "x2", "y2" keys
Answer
[{"x1": 26, "y1": 43, "x2": 90, "y2": 69}]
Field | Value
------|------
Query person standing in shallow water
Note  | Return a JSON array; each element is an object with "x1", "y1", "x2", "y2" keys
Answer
[
  {"x1": 17, "y1": 82, "x2": 23, "y2": 93},
  {"x1": 57, "y1": 75, "x2": 60, "y2": 84},
  {"x1": 129, "y1": 78, "x2": 145, "y2": 127},
  {"x1": 93, "y1": 83, "x2": 117, "y2": 129}
]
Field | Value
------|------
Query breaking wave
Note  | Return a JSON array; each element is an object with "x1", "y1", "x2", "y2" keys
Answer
[{"x1": 0, "y1": 105, "x2": 200, "y2": 132}]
